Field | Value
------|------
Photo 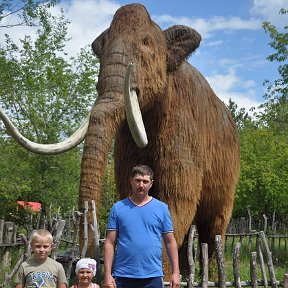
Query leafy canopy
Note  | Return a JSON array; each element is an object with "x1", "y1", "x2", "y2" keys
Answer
[{"x1": 0, "y1": 0, "x2": 99, "y2": 219}]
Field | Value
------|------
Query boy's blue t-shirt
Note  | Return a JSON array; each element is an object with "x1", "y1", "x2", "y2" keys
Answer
[{"x1": 107, "y1": 197, "x2": 173, "y2": 278}]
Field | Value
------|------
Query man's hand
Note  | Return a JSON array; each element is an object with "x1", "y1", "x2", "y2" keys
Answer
[
  {"x1": 104, "y1": 274, "x2": 116, "y2": 288},
  {"x1": 170, "y1": 272, "x2": 181, "y2": 288}
]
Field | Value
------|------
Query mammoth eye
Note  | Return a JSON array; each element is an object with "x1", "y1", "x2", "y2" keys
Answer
[{"x1": 143, "y1": 36, "x2": 152, "y2": 46}]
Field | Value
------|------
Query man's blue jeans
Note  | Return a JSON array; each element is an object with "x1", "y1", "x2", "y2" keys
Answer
[{"x1": 115, "y1": 276, "x2": 164, "y2": 288}]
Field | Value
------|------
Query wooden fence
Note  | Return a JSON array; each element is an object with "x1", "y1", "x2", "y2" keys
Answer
[
  {"x1": 163, "y1": 226, "x2": 288, "y2": 287},
  {"x1": 227, "y1": 210, "x2": 288, "y2": 262},
  {"x1": 227, "y1": 210, "x2": 288, "y2": 235},
  {"x1": 1, "y1": 205, "x2": 288, "y2": 287},
  {"x1": 0, "y1": 200, "x2": 101, "y2": 287}
]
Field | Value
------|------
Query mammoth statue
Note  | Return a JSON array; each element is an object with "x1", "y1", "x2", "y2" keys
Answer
[{"x1": 0, "y1": 4, "x2": 240, "y2": 273}]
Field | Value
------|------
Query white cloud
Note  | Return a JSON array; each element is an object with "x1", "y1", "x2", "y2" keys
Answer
[
  {"x1": 250, "y1": 0, "x2": 288, "y2": 27},
  {"x1": 154, "y1": 15, "x2": 261, "y2": 39},
  {"x1": 0, "y1": 0, "x2": 120, "y2": 57},
  {"x1": 206, "y1": 70, "x2": 262, "y2": 112},
  {"x1": 58, "y1": 0, "x2": 120, "y2": 56},
  {"x1": 0, "y1": 15, "x2": 38, "y2": 48},
  {"x1": 206, "y1": 40, "x2": 223, "y2": 47}
]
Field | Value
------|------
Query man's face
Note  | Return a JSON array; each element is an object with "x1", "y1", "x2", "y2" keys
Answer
[
  {"x1": 31, "y1": 236, "x2": 52, "y2": 262},
  {"x1": 130, "y1": 173, "x2": 153, "y2": 196}
]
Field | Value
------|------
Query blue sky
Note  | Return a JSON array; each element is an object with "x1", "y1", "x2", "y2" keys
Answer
[{"x1": 2, "y1": 0, "x2": 288, "y2": 111}]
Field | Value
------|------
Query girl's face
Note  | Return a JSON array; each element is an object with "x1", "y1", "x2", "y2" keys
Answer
[{"x1": 77, "y1": 268, "x2": 93, "y2": 284}]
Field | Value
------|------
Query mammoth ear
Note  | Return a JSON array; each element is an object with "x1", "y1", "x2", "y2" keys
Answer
[
  {"x1": 91, "y1": 29, "x2": 108, "y2": 58},
  {"x1": 164, "y1": 25, "x2": 201, "y2": 72}
]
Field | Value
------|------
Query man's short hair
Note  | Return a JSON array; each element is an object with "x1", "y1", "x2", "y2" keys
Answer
[
  {"x1": 131, "y1": 165, "x2": 154, "y2": 180},
  {"x1": 31, "y1": 229, "x2": 53, "y2": 244}
]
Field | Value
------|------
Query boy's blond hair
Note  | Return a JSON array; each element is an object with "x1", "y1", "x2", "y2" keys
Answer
[{"x1": 31, "y1": 229, "x2": 53, "y2": 244}]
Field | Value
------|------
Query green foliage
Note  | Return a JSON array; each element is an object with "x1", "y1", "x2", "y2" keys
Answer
[
  {"x1": 227, "y1": 99, "x2": 255, "y2": 131},
  {"x1": 234, "y1": 126, "x2": 288, "y2": 217},
  {"x1": 260, "y1": 8, "x2": 288, "y2": 134},
  {"x1": 0, "y1": 1, "x2": 99, "y2": 219},
  {"x1": 229, "y1": 9, "x2": 288, "y2": 218},
  {"x1": 262, "y1": 8, "x2": 288, "y2": 100},
  {"x1": 0, "y1": 0, "x2": 59, "y2": 28}
]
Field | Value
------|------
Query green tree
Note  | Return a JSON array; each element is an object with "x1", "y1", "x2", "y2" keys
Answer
[
  {"x1": 262, "y1": 8, "x2": 288, "y2": 101},
  {"x1": 0, "y1": 0, "x2": 58, "y2": 28},
  {"x1": 234, "y1": 125, "x2": 288, "y2": 217},
  {"x1": 233, "y1": 10, "x2": 288, "y2": 218},
  {"x1": 259, "y1": 8, "x2": 288, "y2": 134},
  {"x1": 0, "y1": 1, "x2": 99, "y2": 219},
  {"x1": 226, "y1": 98, "x2": 254, "y2": 131}
]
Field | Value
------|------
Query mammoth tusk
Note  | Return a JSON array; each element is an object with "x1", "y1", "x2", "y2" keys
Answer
[
  {"x1": 123, "y1": 63, "x2": 148, "y2": 148},
  {"x1": 0, "y1": 106, "x2": 90, "y2": 155}
]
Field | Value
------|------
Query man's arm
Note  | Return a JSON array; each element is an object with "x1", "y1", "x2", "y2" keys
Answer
[
  {"x1": 104, "y1": 230, "x2": 117, "y2": 288},
  {"x1": 163, "y1": 232, "x2": 181, "y2": 288},
  {"x1": 15, "y1": 284, "x2": 24, "y2": 288},
  {"x1": 58, "y1": 284, "x2": 67, "y2": 288}
]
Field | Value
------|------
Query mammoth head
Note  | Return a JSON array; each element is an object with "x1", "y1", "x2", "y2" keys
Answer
[
  {"x1": 90, "y1": 4, "x2": 201, "y2": 148},
  {"x1": 92, "y1": 4, "x2": 201, "y2": 103}
]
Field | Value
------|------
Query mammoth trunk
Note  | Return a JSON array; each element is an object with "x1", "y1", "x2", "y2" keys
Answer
[{"x1": 78, "y1": 99, "x2": 124, "y2": 256}]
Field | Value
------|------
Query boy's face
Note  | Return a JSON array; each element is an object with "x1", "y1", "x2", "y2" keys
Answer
[{"x1": 31, "y1": 236, "x2": 52, "y2": 262}]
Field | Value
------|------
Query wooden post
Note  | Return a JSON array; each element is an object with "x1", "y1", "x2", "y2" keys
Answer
[
  {"x1": 233, "y1": 242, "x2": 242, "y2": 288},
  {"x1": 248, "y1": 208, "x2": 252, "y2": 233},
  {"x1": 2, "y1": 222, "x2": 16, "y2": 271},
  {"x1": 285, "y1": 238, "x2": 287, "y2": 262},
  {"x1": 257, "y1": 237, "x2": 268, "y2": 288},
  {"x1": 187, "y1": 225, "x2": 196, "y2": 288},
  {"x1": 215, "y1": 235, "x2": 226, "y2": 288},
  {"x1": 284, "y1": 274, "x2": 288, "y2": 288},
  {"x1": 2, "y1": 247, "x2": 11, "y2": 271},
  {"x1": 0, "y1": 219, "x2": 5, "y2": 245},
  {"x1": 259, "y1": 231, "x2": 277, "y2": 288},
  {"x1": 250, "y1": 252, "x2": 258, "y2": 288},
  {"x1": 4, "y1": 222, "x2": 15, "y2": 245},
  {"x1": 66, "y1": 211, "x2": 82, "y2": 282},
  {"x1": 91, "y1": 200, "x2": 101, "y2": 285},
  {"x1": 201, "y1": 243, "x2": 209, "y2": 288},
  {"x1": 262, "y1": 215, "x2": 267, "y2": 234},
  {"x1": 51, "y1": 219, "x2": 66, "y2": 260},
  {"x1": 1, "y1": 234, "x2": 27, "y2": 286},
  {"x1": 81, "y1": 201, "x2": 89, "y2": 258}
]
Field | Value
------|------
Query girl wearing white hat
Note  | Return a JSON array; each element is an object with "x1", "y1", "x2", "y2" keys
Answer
[{"x1": 71, "y1": 258, "x2": 100, "y2": 288}]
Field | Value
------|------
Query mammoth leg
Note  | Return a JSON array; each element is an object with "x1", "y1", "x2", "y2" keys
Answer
[
  {"x1": 154, "y1": 162, "x2": 202, "y2": 279},
  {"x1": 164, "y1": 198, "x2": 198, "y2": 277},
  {"x1": 195, "y1": 184, "x2": 234, "y2": 260}
]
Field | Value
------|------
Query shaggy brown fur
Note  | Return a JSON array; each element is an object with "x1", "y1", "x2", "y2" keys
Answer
[{"x1": 79, "y1": 3, "x2": 240, "y2": 276}]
